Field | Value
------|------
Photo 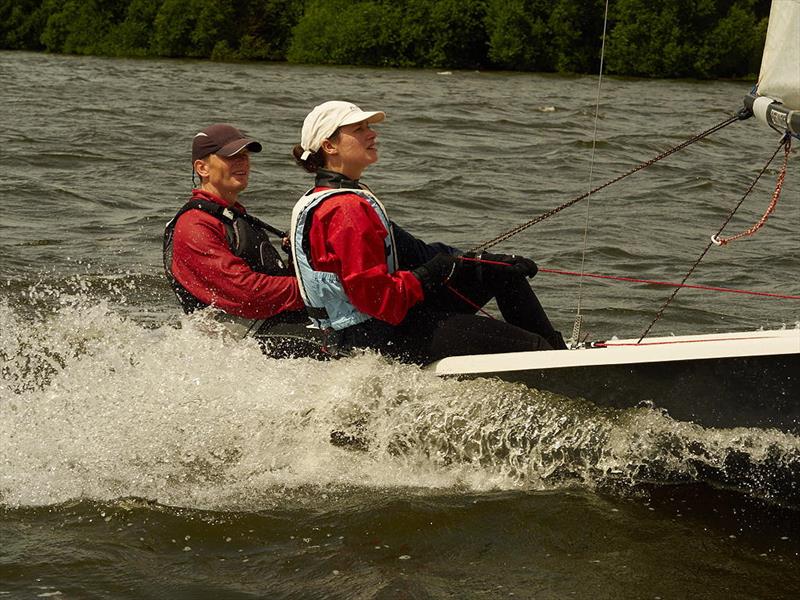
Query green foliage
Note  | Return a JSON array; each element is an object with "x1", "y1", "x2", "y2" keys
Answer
[
  {"x1": 287, "y1": 0, "x2": 395, "y2": 66},
  {"x1": 237, "y1": 0, "x2": 306, "y2": 60},
  {"x1": 606, "y1": 0, "x2": 767, "y2": 78},
  {"x1": 39, "y1": 0, "x2": 78, "y2": 52},
  {"x1": 151, "y1": 0, "x2": 200, "y2": 57},
  {"x1": 485, "y1": 0, "x2": 556, "y2": 71},
  {"x1": 192, "y1": 0, "x2": 237, "y2": 57},
  {"x1": 408, "y1": 0, "x2": 488, "y2": 68},
  {"x1": 108, "y1": 0, "x2": 163, "y2": 56},
  {"x1": 484, "y1": 0, "x2": 605, "y2": 73},
  {"x1": 548, "y1": 0, "x2": 606, "y2": 73},
  {"x1": 287, "y1": 0, "x2": 488, "y2": 68},
  {"x1": 0, "y1": 0, "x2": 775, "y2": 78},
  {"x1": 0, "y1": 0, "x2": 48, "y2": 49},
  {"x1": 694, "y1": 0, "x2": 768, "y2": 77},
  {"x1": 38, "y1": 0, "x2": 130, "y2": 55},
  {"x1": 237, "y1": 34, "x2": 271, "y2": 60}
]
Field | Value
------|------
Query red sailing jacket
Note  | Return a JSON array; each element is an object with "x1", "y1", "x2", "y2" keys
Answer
[
  {"x1": 169, "y1": 190, "x2": 304, "y2": 319},
  {"x1": 306, "y1": 187, "x2": 425, "y2": 326}
]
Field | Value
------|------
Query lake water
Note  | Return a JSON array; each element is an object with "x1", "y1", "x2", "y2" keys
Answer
[{"x1": 1, "y1": 51, "x2": 798, "y2": 599}]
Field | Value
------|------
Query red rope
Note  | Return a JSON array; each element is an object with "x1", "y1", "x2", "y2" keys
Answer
[
  {"x1": 713, "y1": 136, "x2": 791, "y2": 246},
  {"x1": 595, "y1": 335, "x2": 778, "y2": 347},
  {"x1": 443, "y1": 255, "x2": 798, "y2": 324},
  {"x1": 538, "y1": 267, "x2": 800, "y2": 299},
  {"x1": 458, "y1": 256, "x2": 512, "y2": 267},
  {"x1": 444, "y1": 283, "x2": 497, "y2": 319}
]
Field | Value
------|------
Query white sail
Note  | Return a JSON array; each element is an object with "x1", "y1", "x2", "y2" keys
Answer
[{"x1": 757, "y1": 0, "x2": 800, "y2": 109}]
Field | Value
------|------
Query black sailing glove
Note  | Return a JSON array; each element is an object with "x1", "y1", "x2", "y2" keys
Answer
[
  {"x1": 477, "y1": 251, "x2": 538, "y2": 278},
  {"x1": 411, "y1": 253, "x2": 460, "y2": 291}
]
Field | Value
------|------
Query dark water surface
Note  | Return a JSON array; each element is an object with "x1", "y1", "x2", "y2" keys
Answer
[{"x1": 1, "y1": 51, "x2": 799, "y2": 598}]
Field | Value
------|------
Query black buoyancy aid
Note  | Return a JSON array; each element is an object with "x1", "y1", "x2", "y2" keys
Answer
[{"x1": 163, "y1": 198, "x2": 290, "y2": 314}]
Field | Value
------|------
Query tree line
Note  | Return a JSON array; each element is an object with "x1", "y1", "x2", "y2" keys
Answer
[{"x1": 0, "y1": 0, "x2": 771, "y2": 78}]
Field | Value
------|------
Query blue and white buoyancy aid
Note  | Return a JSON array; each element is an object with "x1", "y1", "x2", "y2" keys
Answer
[{"x1": 290, "y1": 188, "x2": 398, "y2": 330}]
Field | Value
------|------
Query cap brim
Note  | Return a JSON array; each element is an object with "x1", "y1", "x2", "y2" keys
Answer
[
  {"x1": 218, "y1": 139, "x2": 262, "y2": 157},
  {"x1": 339, "y1": 110, "x2": 386, "y2": 128}
]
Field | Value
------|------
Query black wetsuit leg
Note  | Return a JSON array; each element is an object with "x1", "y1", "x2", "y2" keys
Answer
[
  {"x1": 398, "y1": 312, "x2": 552, "y2": 362},
  {"x1": 492, "y1": 275, "x2": 566, "y2": 349},
  {"x1": 423, "y1": 269, "x2": 567, "y2": 350},
  {"x1": 391, "y1": 221, "x2": 566, "y2": 349},
  {"x1": 392, "y1": 308, "x2": 553, "y2": 363},
  {"x1": 334, "y1": 307, "x2": 552, "y2": 365}
]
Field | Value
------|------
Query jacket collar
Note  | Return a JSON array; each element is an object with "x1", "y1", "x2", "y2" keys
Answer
[
  {"x1": 314, "y1": 169, "x2": 363, "y2": 190},
  {"x1": 191, "y1": 188, "x2": 246, "y2": 214}
]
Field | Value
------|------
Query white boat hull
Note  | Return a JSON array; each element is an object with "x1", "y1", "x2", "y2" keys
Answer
[{"x1": 429, "y1": 329, "x2": 800, "y2": 433}]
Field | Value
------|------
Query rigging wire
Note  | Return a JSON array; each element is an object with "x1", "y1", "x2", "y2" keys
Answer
[
  {"x1": 637, "y1": 134, "x2": 792, "y2": 342},
  {"x1": 539, "y1": 267, "x2": 800, "y2": 300},
  {"x1": 573, "y1": 0, "x2": 611, "y2": 345},
  {"x1": 469, "y1": 112, "x2": 743, "y2": 253}
]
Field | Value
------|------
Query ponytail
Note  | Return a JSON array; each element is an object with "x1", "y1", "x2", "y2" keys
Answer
[
  {"x1": 292, "y1": 127, "x2": 341, "y2": 174},
  {"x1": 292, "y1": 144, "x2": 326, "y2": 174}
]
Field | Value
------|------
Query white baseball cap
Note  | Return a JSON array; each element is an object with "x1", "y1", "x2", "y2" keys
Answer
[{"x1": 300, "y1": 101, "x2": 385, "y2": 160}]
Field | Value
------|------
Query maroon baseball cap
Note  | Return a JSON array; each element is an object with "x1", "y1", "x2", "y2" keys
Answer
[{"x1": 191, "y1": 123, "x2": 262, "y2": 162}]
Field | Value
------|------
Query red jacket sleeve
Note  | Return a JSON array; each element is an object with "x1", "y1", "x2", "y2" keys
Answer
[
  {"x1": 308, "y1": 194, "x2": 424, "y2": 325},
  {"x1": 170, "y1": 209, "x2": 305, "y2": 319}
]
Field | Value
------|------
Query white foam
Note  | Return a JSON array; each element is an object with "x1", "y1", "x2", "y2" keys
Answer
[{"x1": 1, "y1": 290, "x2": 798, "y2": 511}]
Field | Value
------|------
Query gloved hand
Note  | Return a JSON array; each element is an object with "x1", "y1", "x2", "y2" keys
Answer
[
  {"x1": 411, "y1": 253, "x2": 460, "y2": 291},
  {"x1": 476, "y1": 251, "x2": 538, "y2": 278}
]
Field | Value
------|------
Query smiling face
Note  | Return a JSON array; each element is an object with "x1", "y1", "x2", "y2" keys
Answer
[
  {"x1": 321, "y1": 120, "x2": 379, "y2": 180},
  {"x1": 193, "y1": 151, "x2": 251, "y2": 205}
]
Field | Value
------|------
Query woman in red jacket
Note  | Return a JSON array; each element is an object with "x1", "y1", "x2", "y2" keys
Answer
[{"x1": 290, "y1": 101, "x2": 566, "y2": 362}]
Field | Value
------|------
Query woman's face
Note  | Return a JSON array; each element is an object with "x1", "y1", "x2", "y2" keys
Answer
[{"x1": 324, "y1": 120, "x2": 378, "y2": 179}]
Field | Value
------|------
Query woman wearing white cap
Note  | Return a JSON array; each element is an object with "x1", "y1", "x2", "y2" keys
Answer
[{"x1": 289, "y1": 101, "x2": 566, "y2": 362}]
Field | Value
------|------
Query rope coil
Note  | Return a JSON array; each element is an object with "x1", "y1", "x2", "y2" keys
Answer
[
  {"x1": 638, "y1": 134, "x2": 793, "y2": 341},
  {"x1": 712, "y1": 136, "x2": 791, "y2": 246},
  {"x1": 456, "y1": 106, "x2": 794, "y2": 344}
]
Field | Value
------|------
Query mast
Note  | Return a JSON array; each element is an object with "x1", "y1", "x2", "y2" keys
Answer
[{"x1": 743, "y1": 0, "x2": 800, "y2": 136}]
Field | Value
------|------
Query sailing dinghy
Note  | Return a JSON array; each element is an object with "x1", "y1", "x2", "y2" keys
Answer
[
  {"x1": 429, "y1": 0, "x2": 800, "y2": 434},
  {"x1": 431, "y1": 329, "x2": 799, "y2": 433}
]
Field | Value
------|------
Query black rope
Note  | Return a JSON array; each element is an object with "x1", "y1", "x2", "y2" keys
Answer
[
  {"x1": 470, "y1": 112, "x2": 744, "y2": 253},
  {"x1": 637, "y1": 134, "x2": 790, "y2": 342}
]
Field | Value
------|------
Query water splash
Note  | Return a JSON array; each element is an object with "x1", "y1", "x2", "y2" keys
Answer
[{"x1": 1, "y1": 288, "x2": 798, "y2": 511}]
